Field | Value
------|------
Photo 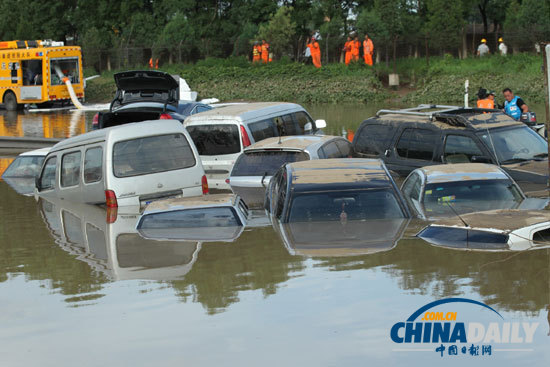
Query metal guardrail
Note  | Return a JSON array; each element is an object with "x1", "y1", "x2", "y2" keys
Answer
[{"x1": 0, "y1": 136, "x2": 62, "y2": 155}]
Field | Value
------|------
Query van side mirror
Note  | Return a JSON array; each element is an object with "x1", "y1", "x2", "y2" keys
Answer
[
  {"x1": 471, "y1": 155, "x2": 492, "y2": 163},
  {"x1": 304, "y1": 122, "x2": 312, "y2": 132},
  {"x1": 314, "y1": 119, "x2": 327, "y2": 129}
]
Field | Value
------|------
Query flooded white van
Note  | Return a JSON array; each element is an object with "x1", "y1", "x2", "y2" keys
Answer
[
  {"x1": 35, "y1": 120, "x2": 208, "y2": 209},
  {"x1": 184, "y1": 102, "x2": 326, "y2": 190}
]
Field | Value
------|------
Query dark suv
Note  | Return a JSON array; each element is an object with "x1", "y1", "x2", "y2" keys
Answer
[{"x1": 352, "y1": 105, "x2": 549, "y2": 193}]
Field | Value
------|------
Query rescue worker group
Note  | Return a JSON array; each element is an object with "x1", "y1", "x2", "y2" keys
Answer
[{"x1": 252, "y1": 33, "x2": 374, "y2": 69}]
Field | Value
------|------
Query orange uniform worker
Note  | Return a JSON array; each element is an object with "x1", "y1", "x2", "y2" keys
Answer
[
  {"x1": 149, "y1": 57, "x2": 153, "y2": 68},
  {"x1": 307, "y1": 37, "x2": 322, "y2": 68},
  {"x1": 343, "y1": 36, "x2": 352, "y2": 65},
  {"x1": 363, "y1": 34, "x2": 374, "y2": 66},
  {"x1": 252, "y1": 42, "x2": 261, "y2": 63},
  {"x1": 261, "y1": 39, "x2": 270, "y2": 64},
  {"x1": 351, "y1": 36, "x2": 360, "y2": 62},
  {"x1": 477, "y1": 90, "x2": 495, "y2": 109}
]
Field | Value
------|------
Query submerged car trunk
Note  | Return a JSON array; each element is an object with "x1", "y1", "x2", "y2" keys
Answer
[{"x1": 98, "y1": 110, "x2": 163, "y2": 129}]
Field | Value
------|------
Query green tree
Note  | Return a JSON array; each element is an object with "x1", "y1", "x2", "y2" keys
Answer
[
  {"x1": 425, "y1": 0, "x2": 465, "y2": 53},
  {"x1": 258, "y1": 6, "x2": 297, "y2": 59}
]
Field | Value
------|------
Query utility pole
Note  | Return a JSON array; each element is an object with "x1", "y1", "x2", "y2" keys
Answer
[{"x1": 544, "y1": 44, "x2": 550, "y2": 187}]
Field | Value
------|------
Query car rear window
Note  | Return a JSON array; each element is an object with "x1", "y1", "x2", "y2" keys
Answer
[
  {"x1": 138, "y1": 207, "x2": 241, "y2": 229},
  {"x1": 232, "y1": 150, "x2": 310, "y2": 177},
  {"x1": 288, "y1": 189, "x2": 405, "y2": 222},
  {"x1": 113, "y1": 133, "x2": 196, "y2": 178},
  {"x1": 186, "y1": 124, "x2": 240, "y2": 155}
]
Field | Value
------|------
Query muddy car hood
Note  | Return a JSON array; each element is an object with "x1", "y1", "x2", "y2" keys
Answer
[{"x1": 501, "y1": 159, "x2": 549, "y2": 193}]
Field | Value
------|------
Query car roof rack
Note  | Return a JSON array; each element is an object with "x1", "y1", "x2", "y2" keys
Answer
[{"x1": 376, "y1": 104, "x2": 461, "y2": 119}]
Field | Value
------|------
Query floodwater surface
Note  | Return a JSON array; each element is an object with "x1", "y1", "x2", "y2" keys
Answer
[{"x1": 1, "y1": 107, "x2": 550, "y2": 366}]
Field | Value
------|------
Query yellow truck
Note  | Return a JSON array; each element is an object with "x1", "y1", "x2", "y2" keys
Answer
[{"x1": 0, "y1": 40, "x2": 84, "y2": 110}]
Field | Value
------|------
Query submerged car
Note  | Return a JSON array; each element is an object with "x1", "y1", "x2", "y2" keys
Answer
[
  {"x1": 2, "y1": 147, "x2": 49, "y2": 195},
  {"x1": 93, "y1": 71, "x2": 212, "y2": 129},
  {"x1": 401, "y1": 163, "x2": 547, "y2": 219},
  {"x1": 417, "y1": 209, "x2": 550, "y2": 251},
  {"x1": 137, "y1": 194, "x2": 248, "y2": 242},
  {"x1": 229, "y1": 135, "x2": 352, "y2": 208},
  {"x1": 352, "y1": 104, "x2": 550, "y2": 193},
  {"x1": 184, "y1": 102, "x2": 327, "y2": 190},
  {"x1": 264, "y1": 158, "x2": 410, "y2": 223}
]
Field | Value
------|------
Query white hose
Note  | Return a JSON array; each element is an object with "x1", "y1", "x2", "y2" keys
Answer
[{"x1": 54, "y1": 65, "x2": 84, "y2": 109}]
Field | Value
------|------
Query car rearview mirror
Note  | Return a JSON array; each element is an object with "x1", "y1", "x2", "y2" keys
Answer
[{"x1": 314, "y1": 119, "x2": 327, "y2": 129}]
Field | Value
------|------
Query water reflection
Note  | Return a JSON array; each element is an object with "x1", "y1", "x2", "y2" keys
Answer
[
  {"x1": 0, "y1": 110, "x2": 89, "y2": 138},
  {"x1": 38, "y1": 197, "x2": 202, "y2": 281}
]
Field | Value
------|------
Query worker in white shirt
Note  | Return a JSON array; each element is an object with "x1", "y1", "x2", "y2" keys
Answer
[{"x1": 498, "y1": 38, "x2": 508, "y2": 56}]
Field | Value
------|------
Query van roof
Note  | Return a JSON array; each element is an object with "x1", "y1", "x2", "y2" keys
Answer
[
  {"x1": 288, "y1": 158, "x2": 393, "y2": 192},
  {"x1": 369, "y1": 111, "x2": 522, "y2": 131},
  {"x1": 184, "y1": 102, "x2": 304, "y2": 123},
  {"x1": 245, "y1": 135, "x2": 341, "y2": 152},
  {"x1": 19, "y1": 147, "x2": 51, "y2": 156},
  {"x1": 418, "y1": 163, "x2": 508, "y2": 184},
  {"x1": 49, "y1": 120, "x2": 185, "y2": 153}
]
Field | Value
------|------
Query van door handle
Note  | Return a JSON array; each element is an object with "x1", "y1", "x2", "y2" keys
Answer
[{"x1": 384, "y1": 149, "x2": 391, "y2": 157}]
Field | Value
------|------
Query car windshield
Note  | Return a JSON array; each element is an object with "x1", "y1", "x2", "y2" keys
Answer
[
  {"x1": 288, "y1": 189, "x2": 405, "y2": 222},
  {"x1": 232, "y1": 150, "x2": 310, "y2": 177},
  {"x1": 186, "y1": 124, "x2": 240, "y2": 155},
  {"x1": 138, "y1": 207, "x2": 241, "y2": 229},
  {"x1": 423, "y1": 179, "x2": 524, "y2": 216},
  {"x1": 2, "y1": 156, "x2": 45, "y2": 178},
  {"x1": 477, "y1": 126, "x2": 548, "y2": 163}
]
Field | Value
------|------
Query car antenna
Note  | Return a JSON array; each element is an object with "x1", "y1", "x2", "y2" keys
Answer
[
  {"x1": 444, "y1": 201, "x2": 470, "y2": 228},
  {"x1": 482, "y1": 118, "x2": 500, "y2": 166}
]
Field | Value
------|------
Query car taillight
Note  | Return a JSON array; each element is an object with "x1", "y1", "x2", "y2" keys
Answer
[
  {"x1": 105, "y1": 190, "x2": 118, "y2": 208},
  {"x1": 201, "y1": 175, "x2": 209, "y2": 194},
  {"x1": 240, "y1": 125, "x2": 251, "y2": 147},
  {"x1": 92, "y1": 113, "x2": 99, "y2": 126},
  {"x1": 225, "y1": 178, "x2": 230, "y2": 184},
  {"x1": 159, "y1": 113, "x2": 172, "y2": 119},
  {"x1": 106, "y1": 207, "x2": 118, "y2": 224}
]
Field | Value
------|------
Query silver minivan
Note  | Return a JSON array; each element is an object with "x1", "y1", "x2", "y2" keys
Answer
[
  {"x1": 35, "y1": 119, "x2": 208, "y2": 210},
  {"x1": 184, "y1": 102, "x2": 327, "y2": 190}
]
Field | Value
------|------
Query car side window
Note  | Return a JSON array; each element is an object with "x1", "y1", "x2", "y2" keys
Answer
[
  {"x1": 275, "y1": 171, "x2": 287, "y2": 218},
  {"x1": 444, "y1": 135, "x2": 484, "y2": 163},
  {"x1": 401, "y1": 172, "x2": 422, "y2": 214},
  {"x1": 39, "y1": 156, "x2": 57, "y2": 191},
  {"x1": 396, "y1": 128, "x2": 438, "y2": 161},
  {"x1": 249, "y1": 119, "x2": 277, "y2": 141},
  {"x1": 320, "y1": 142, "x2": 342, "y2": 158},
  {"x1": 354, "y1": 123, "x2": 394, "y2": 156},
  {"x1": 335, "y1": 139, "x2": 352, "y2": 157},
  {"x1": 61, "y1": 151, "x2": 81, "y2": 187},
  {"x1": 84, "y1": 147, "x2": 102, "y2": 184},
  {"x1": 293, "y1": 111, "x2": 314, "y2": 133},
  {"x1": 282, "y1": 114, "x2": 298, "y2": 135}
]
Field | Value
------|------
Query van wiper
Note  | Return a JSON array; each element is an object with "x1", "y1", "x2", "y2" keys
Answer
[{"x1": 501, "y1": 158, "x2": 531, "y2": 164}]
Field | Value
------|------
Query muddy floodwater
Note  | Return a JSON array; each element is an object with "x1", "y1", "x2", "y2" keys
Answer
[{"x1": 1, "y1": 105, "x2": 550, "y2": 366}]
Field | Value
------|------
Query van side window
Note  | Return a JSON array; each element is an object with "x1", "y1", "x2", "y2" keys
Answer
[
  {"x1": 84, "y1": 147, "x2": 102, "y2": 184},
  {"x1": 61, "y1": 151, "x2": 81, "y2": 187},
  {"x1": 355, "y1": 124, "x2": 394, "y2": 155},
  {"x1": 275, "y1": 171, "x2": 287, "y2": 218},
  {"x1": 282, "y1": 114, "x2": 297, "y2": 135},
  {"x1": 39, "y1": 156, "x2": 57, "y2": 191},
  {"x1": 444, "y1": 135, "x2": 484, "y2": 163},
  {"x1": 396, "y1": 128, "x2": 438, "y2": 161},
  {"x1": 249, "y1": 119, "x2": 277, "y2": 141},
  {"x1": 293, "y1": 111, "x2": 314, "y2": 133}
]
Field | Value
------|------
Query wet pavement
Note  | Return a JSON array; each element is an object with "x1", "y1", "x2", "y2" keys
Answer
[{"x1": 1, "y1": 106, "x2": 550, "y2": 366}]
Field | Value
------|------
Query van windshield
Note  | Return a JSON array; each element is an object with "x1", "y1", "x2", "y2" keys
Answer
[
  {"x1": 186, "y1": 124, "x2": 240, "y2": 155},
  {"x1": 113, "y1": 133, "x2": 196, "y2": 177},
  {"x1": 232, "y1": 150, "x2": 310, "y2": 177}
]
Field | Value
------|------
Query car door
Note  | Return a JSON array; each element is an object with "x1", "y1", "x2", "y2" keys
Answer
[{"x1": 386, "y1": 127, "x2": 441, "y2": 176}]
